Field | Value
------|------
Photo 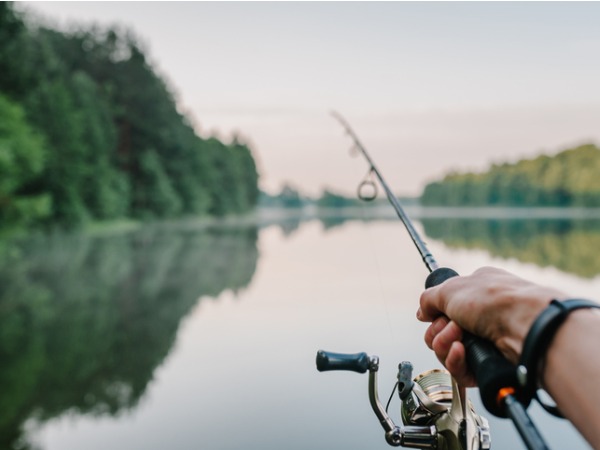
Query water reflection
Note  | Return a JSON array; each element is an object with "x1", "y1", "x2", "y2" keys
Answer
[
  {"x1": 2, "y1": 214, "x2": 597, "y2": 450},
  {"x1": 420, "y1": 218, "x2": 600, "y2": 278},
  {"x1": 0, "y1": 225, "x2": 258, "y2": 450},
  {"x1": 260, "y1": 210, "x2": 395, "y2": 236},
  {"x1": 263, "y1": 211, "x2": 600, "y2": 279}
]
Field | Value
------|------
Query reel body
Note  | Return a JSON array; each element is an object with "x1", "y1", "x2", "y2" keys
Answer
[{"x1": 316, "y1": 350, "x2": 491, "y2": 450}]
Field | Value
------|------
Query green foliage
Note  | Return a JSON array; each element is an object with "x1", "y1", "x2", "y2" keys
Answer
[
  {"x1": 316, "y1": 189, "x2": 361, "y2": 208},
  {"x1": 0, "y1": 3, "x2": 259, "y2": 229},
  {"x1": 261, "y1": 184, "x2": 307, "y2": 209},
  {"x1": 0, "y1": 3, "x2": 36, "y2": 99},
  {"x1": 202, "y1": 137, "x2": 260, "y2": 216},
  {"x1": 134, "y1": 149, "x2": 182, "y2": 218},
  {"x1": 0, "y1": 93, "x2": 51, "y2": 225},
  {"x1": 421, "y1": 144, "x2": 600, "y2": 207}
]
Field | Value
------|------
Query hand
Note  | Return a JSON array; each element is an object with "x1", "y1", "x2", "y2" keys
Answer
[{"x1": 417, "y1": 267, "x2": 565, "y2": 386}]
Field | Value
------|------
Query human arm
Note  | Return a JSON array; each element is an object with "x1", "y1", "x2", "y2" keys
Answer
[{"x1": 417, "y1": 266, "x2": 600, "y2": 448}]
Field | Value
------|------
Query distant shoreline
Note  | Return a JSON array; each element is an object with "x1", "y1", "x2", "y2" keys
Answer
[
  {"x1": 6, "y1": 206, "x2": 600, "y2": 241},
  {"x1": 256, "y1": 205, "x2": 600, "y2": 221}
]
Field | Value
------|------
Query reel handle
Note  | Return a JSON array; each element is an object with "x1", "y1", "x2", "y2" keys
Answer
[
  {"x1": 316, "y1": 350, "x2": 370, "y2": 373},
  {"x1": 425, "y1": 267, "x2": 523, "y2": 418}
]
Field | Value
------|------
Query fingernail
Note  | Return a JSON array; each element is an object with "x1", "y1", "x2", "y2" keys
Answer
[{"x1": 416, "y1": 308, "x2": 422, "y2": 320}]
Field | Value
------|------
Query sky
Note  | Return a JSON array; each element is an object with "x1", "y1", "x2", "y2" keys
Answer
[{"x1": 20, "y1": 2, "x2": 600, "y2": 196}]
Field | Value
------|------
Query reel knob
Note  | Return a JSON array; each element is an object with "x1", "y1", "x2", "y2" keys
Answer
[{"x1": 316, "y1": 350, "x2": 370, "y2": 373}]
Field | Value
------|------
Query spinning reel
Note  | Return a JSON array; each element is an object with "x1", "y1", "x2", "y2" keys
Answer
[{"x1": 316, "y1": 350, "x2": 491, "y2": 450}]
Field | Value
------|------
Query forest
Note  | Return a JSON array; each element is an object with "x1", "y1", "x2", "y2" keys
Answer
[
  {"x1": 421, "y1": 144, "x2": 600, "y2": 207},
  {"x1": 0, "y1": 3, "x2": 259, "y2": 230}
]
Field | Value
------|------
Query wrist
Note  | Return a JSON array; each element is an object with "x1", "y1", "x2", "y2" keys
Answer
[
  {"x1": 541, "y1": 307, "x2": 600, "y2": 388},
  {"x1": 492, "y1": 292, "x2": 552, "y2": 364},
  {"x1": 518, "y1": 299, "x2": 600, "y2": 403},
  {"x1": 539, "y1": 307, "x2": 600, "y2": 448}
]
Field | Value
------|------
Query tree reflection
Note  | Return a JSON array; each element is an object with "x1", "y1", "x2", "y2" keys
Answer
[
  {"x1": 0, "y1": 225, "x2": 258, "y2": 449},
  {"x1": 273, "y1": 213, "x2": 600, "y2": 279},
  {"x1": 420, "y1": 218, "x2": 600, "y2": 278}
]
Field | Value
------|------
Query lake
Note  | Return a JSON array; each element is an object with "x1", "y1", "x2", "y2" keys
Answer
[{"x1": 1, "y1": 209, "x2": 598, "y2": 449}]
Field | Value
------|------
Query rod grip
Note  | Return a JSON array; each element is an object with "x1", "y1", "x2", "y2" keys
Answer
[
  {"x1": 316, "y1": 350, "x2": 370, "y2": 373},
  {"x1": 425, "y1": 267, "x2": 522, "y2": 417},
  {"x1": 424, "y1": 267, "x2": 460, "y2": 289}
]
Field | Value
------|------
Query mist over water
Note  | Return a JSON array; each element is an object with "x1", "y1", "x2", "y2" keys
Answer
[{"x1": 0, "y1": 215, "x2": 597, "y2": 449}]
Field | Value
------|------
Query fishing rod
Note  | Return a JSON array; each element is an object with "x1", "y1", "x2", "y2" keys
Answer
[
  {"x1": 315, "y1": 112, "x2": 550, "y2": 450},
  {"x1": 331, "y1": 111, "x2": 438, "y2": 273}
]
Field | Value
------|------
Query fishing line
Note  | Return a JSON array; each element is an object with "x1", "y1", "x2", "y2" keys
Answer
[
  {"x1": 355, "y1": 153, "x2": 399, "y2": 345},
  {"x1": 385, "y1": 381, "x2": 399, "y2": 413}
]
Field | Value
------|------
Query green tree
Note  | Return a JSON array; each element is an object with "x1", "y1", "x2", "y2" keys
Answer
[
  {"x1": 0, "y1": 3, "x2": 261, "y2": 229},
  {"x1": 134, "y1": 149, "x2": 182, "y2": 218},
  {"x1": 0, "y1": 94, "x2": 50, "y2": 226},
  {"x1": 421, "y1": 144, "x2": 600, "y2": 207}
]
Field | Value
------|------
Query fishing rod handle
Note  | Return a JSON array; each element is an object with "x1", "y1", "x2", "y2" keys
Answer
[
  {"x1": 425, "y1": 267, "x2": 523, "y2": 418},
  {"x1": 316, "y1": 350, "x2": 370, "y2": 373}
]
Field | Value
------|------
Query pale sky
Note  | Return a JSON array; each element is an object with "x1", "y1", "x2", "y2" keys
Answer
[{"x1": 21, "y1": 2, "x2": 600, "y2": 196}]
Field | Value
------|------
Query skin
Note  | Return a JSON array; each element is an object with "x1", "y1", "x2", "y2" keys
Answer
[{"x1": 417, "y1": 266, "x2": 600, "y2": 448}]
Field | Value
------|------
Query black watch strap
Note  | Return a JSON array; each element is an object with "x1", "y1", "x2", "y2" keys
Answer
[{"x1": 518, "y1": 299, "x2": 600, "y2": 405}]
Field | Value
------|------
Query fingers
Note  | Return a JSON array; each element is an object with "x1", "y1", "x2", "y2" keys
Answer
[
  {"x1": 431, "y1": 320, "x2": 462, "y2": 360},
  {"x1": 424, "y1": 317, "x2": 461, "y2": 364},
  {"x1": 424, "y1": 318, "x2": 476, "y2": 387},
  {"x1": 417, "y1": 285, "x2": 444, "y2": 322},
  {"x1": 424, "y1": 316, "x2": 449, "y2": 349},
  {"x1": 418, "y1": 275, "x2": 465, "y2": 322},
  {"x1": 445, "y1": 341, "x2": 476, "y2": 387},
  {"x1": 418, "y1": 267, "x2": 509, "y2": 324},
  {"x1": 419, "y1": 266, "x2": 522, "y2": 388}
]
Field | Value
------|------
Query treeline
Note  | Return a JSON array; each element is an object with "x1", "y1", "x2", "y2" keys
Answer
[
  {"x1": 0, "y1": 3, "x2": 259, "y2": 228},
  {"x1": 421, "y1": 144, "x2": 600, "y2": 207},
  {"x1": 260, "y1": 184, "x2": 417, "y2": 209},
  {"x1": 260, "y1": 185, "x2": 364, "y2": 209}
]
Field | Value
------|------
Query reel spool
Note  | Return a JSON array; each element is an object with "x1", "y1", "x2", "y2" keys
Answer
[{"x1": 402, "y1": 369, "x2": 454, "y2": 425}]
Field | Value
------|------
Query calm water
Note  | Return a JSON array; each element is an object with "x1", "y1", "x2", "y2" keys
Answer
[{"x1": 1, "y1": 213, "x2": 599, "y2": 449}]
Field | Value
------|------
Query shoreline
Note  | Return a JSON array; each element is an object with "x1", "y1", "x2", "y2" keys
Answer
[
  {"x1": 255, "y1": 205, "x2": 600, "y2": 221},
  {"x1": 4, "y1": 205, "x2": 600, "y2": 241}
]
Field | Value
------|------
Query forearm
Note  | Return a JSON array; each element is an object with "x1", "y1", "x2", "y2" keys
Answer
[{"x1": 542, "y1": 309, "x2": 600, "y2": 448}]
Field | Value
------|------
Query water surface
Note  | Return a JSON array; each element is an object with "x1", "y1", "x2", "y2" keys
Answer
[{"x1": 1, "y1": 214, "x2": 598, "y2": 449}]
